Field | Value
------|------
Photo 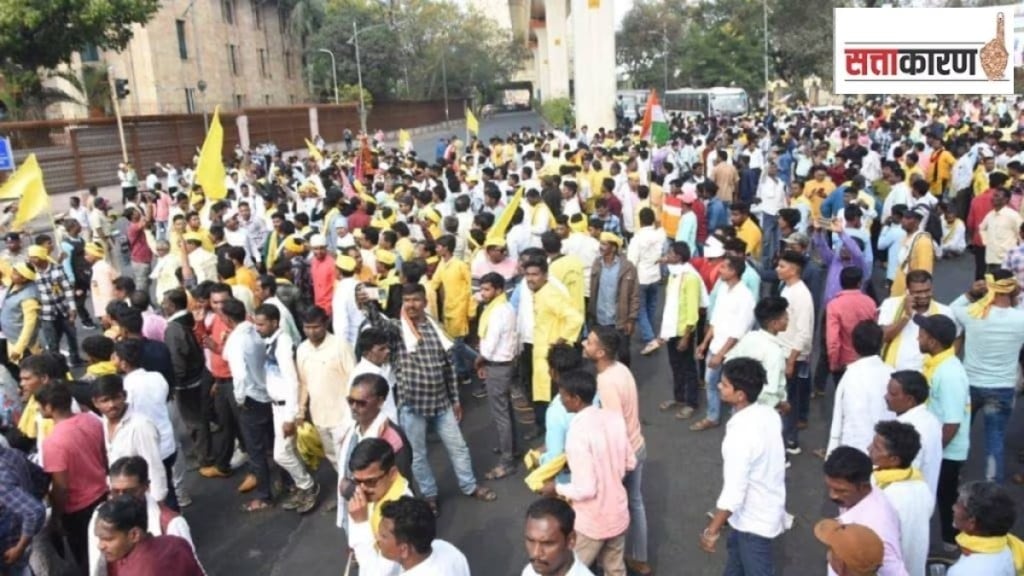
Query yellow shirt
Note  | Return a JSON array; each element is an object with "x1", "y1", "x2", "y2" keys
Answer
[
  {"x1": 430, "y1": 257, "x2": 474, "y2": 338},
  {"x1": 235, "y1": 266, "x2": 261, "y2": 298},
  {"x1": 928, "y1": 149, "x2": 956, "y2": 196},
  {"x1": 736, "y1": 218, "x2": 763, "y2": 262},
  {"x1": 904, "y1": 164, "x2": 924, "y2": 188},
  {"x1": 804, "y1": 179, "x2": 835, "y2": 221},
  {"x1": 549, "y1": 255, "x2": 586, "y2": 318},
  {"x1": 296, "y1": 333, "x2": 356, "y2": 429},
  {"x1": 531, "y1": 282, "x2": 585, "y2": 402},
  {"x1": 395, "y1": 237, "x2": 415, "y2": 263}
]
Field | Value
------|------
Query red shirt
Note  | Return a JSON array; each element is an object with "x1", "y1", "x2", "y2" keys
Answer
[
  {"x1": 128, "y1": 221, "x2": 154, "y2": 264},
  {"x1": 825, "y1": 289, "x2": 878, "y2": 370},
  {"x1": 691, "y1": 257, "x2": 722, "y2": 292},
  {"x1": 109, "y1": 535, "x2": 204, "y2": 576},
  {"x1": 347, "y1": 210, "x2": 370, "y2": 231},
  {"x1": 310, "y1": 254, "x2": 336, "y2": 315},
  {"x1": 828, "y1": 164, "x2": 848, "y2": 187},
  {"x1": 692, "y1": 200, "x2": 708, "y2": 245},
  {"x1": 966, "y1": 189, "x2": 994, "y2": 247},
  {"x1": 206, "y1": 314, "x2": 231, "y2": 379},
  {"x1": 42, "y1": 414, "x2": 108, "y2": 513}
]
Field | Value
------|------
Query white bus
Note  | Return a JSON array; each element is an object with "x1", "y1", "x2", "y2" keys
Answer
[{"x1": 663, "y1": 87, "x2": 750, "y2": 118}]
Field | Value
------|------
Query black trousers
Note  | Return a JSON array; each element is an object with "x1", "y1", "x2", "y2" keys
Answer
[
  {"x1": 212, "y1": 378, "x2": 243, "y2": 472},
  {"x1": 667, "y1": 336, "x2": 699, "y2": 408},
  {"x1": 176, "y1": 379, "x2": 212, "y2": 466},
  {"x1": 64, "y1": 493, "x2": 107, "y2": 572},
  {"x1": 162, "y1": 452, "x2": 180, "y2": 512},
  {"x1": 971, "y1": 245, "x2": 987, "y2": 281},
  {"x1": 938, "y1": 458, "x2": 964, "y2": 544},
  {"x1": 238, "y1": 398, "x2": 275, "y2": 502}
]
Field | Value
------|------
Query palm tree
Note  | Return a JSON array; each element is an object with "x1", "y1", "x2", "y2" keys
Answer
[
  {"x1": 52, "y1": 66, "x2": 112, "y2": 117},
  {"x1": 0, "y1": 66, "x2": 83, "y2": 121},
  {"x1": 281, "y1": 0, "x2": 325, "y2": 49}
]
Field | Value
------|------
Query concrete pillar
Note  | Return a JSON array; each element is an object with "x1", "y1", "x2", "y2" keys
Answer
[
  {"x1": 571, "y1": 0, "x2": 615, "y2": 130},
  {"x1": 535, "y1": 28, "x2": 550, "y2": 103},
  {"x1": 309, "y1": 107, "x2": 320, "y2": 139},
  {"x1": 544, "y1": 0, "x2": 569, "y2": 99}
]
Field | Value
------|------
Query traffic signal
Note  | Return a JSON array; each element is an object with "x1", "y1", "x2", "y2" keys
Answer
[{"x1": 115, "y1": 78, "x2": 130, "y2": 100}]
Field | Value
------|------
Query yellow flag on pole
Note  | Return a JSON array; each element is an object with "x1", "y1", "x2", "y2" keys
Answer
[
  {"x1": 196, "y1": 106, "x2": 228, "y2": 200},
  {"x1": 4, "y1": 155, "x2": 50, "y2": 230},
  {"x1": 398, "y1": 129, "x2": 411, "y2": 148},
  {"x1": 466, "y1": 107, "x2": 479, "y2": 135},
  {"x1": 305, "y1": 138, "x2": 323, "y2": 163}
]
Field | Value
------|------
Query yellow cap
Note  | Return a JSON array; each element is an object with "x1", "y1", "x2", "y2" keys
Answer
[
  {"x1": 283, "y1": 235, "x2": 306, "y2": 254},
  {"x1": 27, "y1": 245, "x2": 54, "y2": 262},
  {"x1": 599, "y1": 232, "x2": 623, "y2": 247},
  {"x1": 375, "y1": 249, "x2": 396, "y2": 266},
  {"x1": 335, "y1": 254, "x2": 357, "y2": 272},
  {"x1": 13, "y1": 262, "x2": 37, "y2": 282}
]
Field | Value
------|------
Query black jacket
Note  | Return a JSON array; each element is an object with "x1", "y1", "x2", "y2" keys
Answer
[{"x1": 165, "y1": 313, "x2": 205, "y2": 388}]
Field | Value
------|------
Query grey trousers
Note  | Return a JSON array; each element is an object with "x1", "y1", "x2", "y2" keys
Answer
[{"x1": 484, "y1": 361, "x2": 518, "y2": 466}]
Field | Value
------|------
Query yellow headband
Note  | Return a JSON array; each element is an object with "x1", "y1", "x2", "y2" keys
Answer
[
  {"x1": 375, "y1": 249, "x2": 396, "y2": 266},
  {"x1": 335, "y1": 254, "x2": 357, "y2": 272},
  {"x1": 13, "y1": 262, "x2": 37, "y2": 282},
  {"x1": 85, "y1": 242, "x2": 106, "y2": 258},
  {"x1": 27, "y1": 245, "x2": 54, "y2": 262},
  {"x1": 967, "y1": 274, "x2": 1019, "y2": 319},
  {"x1": 569, "y1": 217, "x2": 588, "y2": 234}
]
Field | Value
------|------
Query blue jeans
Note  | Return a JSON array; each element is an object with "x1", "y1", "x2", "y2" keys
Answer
[
  {"x1": 625, "y1": 445, "x2": 648, "y2": 562},
  {"x1": 724, "y1": 530, "x2": 776, "y2": 576},
  {"x1": 760, "y1": 213, "x2": 780, "y2": 270},
  {"x1": 637, "y1": 283, "x2": 660, "y2": 344},
  {"x1": 399, "y1": 405, "x2": 478, "y2": 499},
  {"x1": 452, "y1": 337, "x2": 480, "y2": 385},
  {"x1": 970, "y1": 386, "x2": 1015, "y2": 483},
  {"x1": 705, "y1": 365, "x2": 723, "y2": 423}
]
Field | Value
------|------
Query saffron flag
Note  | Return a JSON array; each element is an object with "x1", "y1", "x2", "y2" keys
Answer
[
  {"x1": 3, "y1": 155, "x2": 49, "y2": 229},
  {"x1": 305, "y1": 138, "x2": 323, "y2": 163},
  {"x1": 466, "y1": 107, "x2": 479, "y2": 135},
  {"x1": 196, "y1": 106, "x2": 228, "y2": 200},
  {"x1": 640, "y1": 90, "x2": 670, "y2": 146}
]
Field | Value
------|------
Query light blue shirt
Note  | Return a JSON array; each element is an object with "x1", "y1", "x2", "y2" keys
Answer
[
  {"x1": 675, "y1": 211, "x2": 697, "y2": 254},
  {"x1": 225, "y1": 321, "x2": 270, "y2": 405},
  {"x1": 951, "y1": 295, "x2": 1024, "y2": 388},
  {"x1": 948, "y1": 547, "x2": 1014, "y2": 576},
  {"x1": 876, "y1": 224, "x2": 906, "y2": 281},
  {"x1": 927, "y1": 356, "x2": 971, "y2": 461},
  {"x1": 596, "y1": 257, "x2": 621, "y2": 326},
  {"x1": 540, "y1": 394, "x2": 600, "y2": 484}
]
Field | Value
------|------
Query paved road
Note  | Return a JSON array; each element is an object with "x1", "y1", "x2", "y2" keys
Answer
[
  {"x1": 172, "y1": 249, "x2": 1024, "y2": 576},
  {"x1": 407, "y1": 110, "x2": 546, "y2": 162}
]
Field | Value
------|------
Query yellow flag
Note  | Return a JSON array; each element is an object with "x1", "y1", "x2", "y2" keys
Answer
[
  {"x1": 305, "y1": 138, "x2": 323, "y2": 162},
  {"x1": 466, "y1": 107, "x2": 479, "y2": 135},
  {"x1": 398, "y1": 129, "x2": 411, "y2": 148},
  {"x1": 485, "y1": 186, "x2": 523, "y2": 245},
  {"x1": 3, "y1": 155, "x2": 49, "y2": 230},
  {"x1": 196, "y1": 106, "x2": 228, "y2": 200}
]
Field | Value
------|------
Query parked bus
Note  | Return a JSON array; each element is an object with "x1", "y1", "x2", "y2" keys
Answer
[{"x1": 663, "y1": 87, "x2": 750, "y2": 118}]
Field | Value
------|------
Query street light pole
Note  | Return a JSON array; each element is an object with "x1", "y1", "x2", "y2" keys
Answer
[
  {"x1": 318, "y1": 48, "x2": 339, "y2": 105},
  {"x1": 353, "y1": 21, "x2": 367, "y2": 134},
  {"x1": 763, "y1": 0, "x2": 770, "y2": 104},
  {"x1": 441, "y1": 47, "x2": 449, "y2": 121},
  {"x1": 662, "y1": 22, "x2": 669, "y2": 95}
]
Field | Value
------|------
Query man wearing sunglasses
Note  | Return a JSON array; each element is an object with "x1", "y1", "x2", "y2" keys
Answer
[
  {"x1": 346, "y1": 438, "x2": 415, "y2": 576},
  {"x1": 336, "y1": 374, "x2": 416, "y2": 531}
]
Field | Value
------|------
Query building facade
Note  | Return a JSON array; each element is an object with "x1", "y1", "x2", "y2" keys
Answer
[{"x1": 52, "y1": 0, "x2": 309, "y2": 118}]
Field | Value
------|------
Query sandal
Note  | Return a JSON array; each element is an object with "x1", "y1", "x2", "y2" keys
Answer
[
  {"x1": 240, "y1": 499, "x2": 272, "y2": 513},
  {"x1": 689, "y1": 419, "x2": 719, "y2": 432},
  {"x1": 658, "y1": 400, "x2": 681, "y2": 412},
  {"x1": 469, "y1": 486, "x2": 497, "y2": 502},
  {"x1": 484, "y1": 464, "x2": 516, "y2": 481},
  {"x1": 674, "y1": 406, "x2": 695, "y2": 420},
  {"x1": 426, "y1": 497, "x2": 440, "y2": 518}
]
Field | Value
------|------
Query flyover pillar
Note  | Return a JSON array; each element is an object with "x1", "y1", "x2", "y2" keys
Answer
[
  {"x1": 571, "y1": 0, "x2": 615, "y2": 130},
  {"x1": 544, "y1": 0, "x2": 570, "y2": 99},
  {"x1": 535, "y1": 27, "x2": 550, "y2": 103}
]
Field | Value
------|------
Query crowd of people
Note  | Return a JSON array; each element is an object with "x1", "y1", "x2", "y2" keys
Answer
[{"x1": 1, "y1": 94, "x2": 1024, "y2": 576}]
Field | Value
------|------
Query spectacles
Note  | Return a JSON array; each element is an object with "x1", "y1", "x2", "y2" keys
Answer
[
  {"x1": 353, "y1": 471, "x2": 389, "y2": 487},
  {"x1": 346, "y1": 397, "x2": 369, "y2": 408}
]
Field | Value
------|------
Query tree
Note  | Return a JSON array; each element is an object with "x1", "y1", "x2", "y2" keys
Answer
[
  {"x1": 0, "y1": 68, "x2": 82, "y2": 121},
  {"x1": 676, "y1": 0, "x2": 766, "y2": 94},
  {"x1": 53, "y1": 66, "x2": 112, "y2": 116},
  {"x1": 0, "y1": 0, "x2": 160, "y2": 71},
  {"x1": 768, "y1": 0, "x2": 840, "y2": 86},
  {"x1": 616, "y1": 0, "x2": 690, "y2": 91}
]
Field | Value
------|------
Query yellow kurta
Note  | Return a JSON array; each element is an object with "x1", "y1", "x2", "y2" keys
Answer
[
  {"x1": 430, "y1": 257, "x2": 474, "y2": 338},
  {"x1": 736, "y1": 218, "x2": 763, "y2": 262},
  {"x1": 549, "y1": 255, "x2": 586, "y2": 318},
  {"x1": 890, "y1": 232, "x2": 935, "y2": 297},
  {"x1": 395, "y1": 237, "x2": 415, "y2": 263},
  {"x1": 531, "y1": 281, "x2": 584, "y2": 402}
]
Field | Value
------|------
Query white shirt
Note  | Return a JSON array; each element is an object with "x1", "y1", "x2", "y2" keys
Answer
[
  {"x1": 521, "y1": 555, "x2": 595, "y2": 576},
  {"x1": 708, "y1": 282, "x2": 755, "y2": 355},
  {"x1": 516, "y1": 282, "x2": 535, "y2": 345},
  {"x1": 897, "y1": 404, "x2": 943, "y2": 499},
  {"x1": 879, "y1": 479, "x2": 933, "y2": 576},
  {"x1": 332, "y1": 277, "x2": 366, "y2": 348},
  {"x1": 265, "y1": 330, "x2": 301, "y2": 421},
  {"x1": 103, "y1": 411, "x2": 169, "y2": 501},
  {"x1": 563, "y1": 233, "x2": 600, "y2": 297},
  {"x1": 755, "y1": 176, "x2": 787, "y2": 216},
  {"x1": 265, "y1": 296, "x2": 300, "y2": 344},
  {"x1": 348, "y1": 357, "x2": 398, "y2": 424},
  {"x1": 507, "y1": 223, "x2": 532, "y2": 261},
  {"x1": 881, "y1": 182, "x2": 910, "y2": 223},
  {"x1": 400, "y1": 540, "x2": 470, "y2": 575},
  {"x1": 626, "y1": 226, "x2": 666, "y2": 285},
  {"x1": 980, "y1": 206, "x2": 1023, "y2": 264},
  {"x1": 479, "y1": 299, "x2": 518, "y2": 362},
  {"x1": 87, "y1": 493, "x2": 193, "y2": 576},
  {"x1": 948, "y1": 548, "x2": 1015, "y2": 576},
  {"x1": 717, "y1": 404, "x2": 787, "y2": 538},
  {"x1": 122, "y1": 369, "x2": 176, "y2": 459},
  {"x1": 827, "y1": 356, "x2": 896, "y2": 456},
  {"x1": 877, "y1": 297, "x2": 959, "y2": 371},
  {"x1": 779, "y1": 281, "x2": 814, "y2": 361}
]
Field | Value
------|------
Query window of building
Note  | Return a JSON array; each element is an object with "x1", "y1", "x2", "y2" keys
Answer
[
  {"x1": 185, "y1": 88, "x2": 197, "y2": 113},
  {"x1": 264, "y1": 94, "x2": 272, "y2": 105},
  {"x1": 176, "y1": 20, "x2": 188, "y2": 60},
  {"x1": 228, "y1": 44, "x2": 240, "y2": 75},
  {"x1": 278, "y1": 6, "x2": 288, "y2": 35},
  {"x1": 81, "y1": 44, "x2": 100, "y2": 62},
  {"x1": 252, "y1": 1, "x2": 263, "y2": 29},
  {"x1": 234, "y1": 94, "x2": 245, "y2": 109},
  {"x1": 289, "y1": 94, "x2": 298, "y2": 105},
  {"x1": 222, "y1": 0, "x2": 236, "y2": 25},
  {"x1": 284, "y1": 51, "x2": 293, "y2": 79},
  {"x1": 258, "y1": 48, "x2": 269, "y2": 78}
]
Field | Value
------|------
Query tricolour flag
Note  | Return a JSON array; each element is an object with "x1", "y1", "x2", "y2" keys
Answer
[
  {"x1": 0, "y1": 154, "x2": 49, "y2": 229},
  {"x1": 196, "y1": 106, "x2": 228, "y2": 200},
  {"x1": 640, "y1": 90, "x2": 670, "y2": 146}
]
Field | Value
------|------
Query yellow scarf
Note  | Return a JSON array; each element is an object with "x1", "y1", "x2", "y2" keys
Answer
[
  {"x1": 882, "y1": 299, "x2": 939, "y2": 366},
  {"x1": 955, "y1": 533, "x2": 1024, "y2": 574},
  {"x1": 87, "y1": 361, "x2": 118, "y2": 378},
  {"x1": 922, "y1": 346, "x2": 956, "y2": 384},
  {"x1": 267, "y1": 232, "x2": 282, "y2": 271},
  {"x1": 371, "y1": 474, "x2": 410, "y2": 536},
  {"x1": 942, "y1": 219, "x2": 962, "y2": 245},
  {"x1": 477, "y1": 293, "x2": 508, "y2": 340},
  {"x1": 968, "y1": 274, "x2": 1019, "y2": 319},
  {"x1": 17, "y1": 396, "x2": 44, "y2": 439},
  {"x1": 873, "y1": 467, "x2": 924, "y2": 489}
]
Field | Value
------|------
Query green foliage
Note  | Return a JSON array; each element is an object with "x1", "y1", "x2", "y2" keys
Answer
[
  {"x1": 0, "y1": 0, "x2": 160, "y2": 70},
  {"x1": 0, "y1": 67, "x2": 83, "y2": 120},
  {"x1": 307, "y1": 0, "x2": 526, "y2": 103},
  {"x1": 539, "y1": 98, "x2": 574, "y2": 129},
  {"x1": 52, "y1": 66, "x2": 112, "y2": 115}
]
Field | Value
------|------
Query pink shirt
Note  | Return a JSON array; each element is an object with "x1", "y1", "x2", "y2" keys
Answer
[
  {"x1": 43, "y1": 414, "x2": 108, "y2": 513},
  {"x1": 310, "y1": 255, "x2": 336, "y2": 315},
  {"x1": 555, "y1": 405, "x2": 635, "y2": 540},
  {"x1": 142, "y1": 310, "x2": 167, "y2": 343},
  {"x1": 91, "y1": 260, "x2": 117, "y2": 319},
  {"x1": 825, "y1": 289, "x2": 877, "y2": 370},
  {"x1": 832, "y1": 487, "x2": 908, "y2": 576},
  {"x1": 470, "y1": 253, "x2": 518, "y2": 282},
  {"x1": 596, "y1": 362, "x2": 645, "y2": 454},
  {"x1": 155, "y1": 193, "x2": 171, "y2": 222}
]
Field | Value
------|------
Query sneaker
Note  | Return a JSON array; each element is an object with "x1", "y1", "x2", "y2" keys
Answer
[
  {"x1": 294, "y1": 483, "x2": 321, "y2": 514},
  {"x1": 785, "y1": 458, "x2": 792, "y2": 469},
  {"x1": 229, "y1": 449, "x2": 249, "y2": 470},
  {"x1": 785, "y1": 443, "x2": 802, "y2": 456},
  {"x1": 280, "y1": 486, "x2": 302, "y2": 510},
  {"x1": 81, "y1": 321, "x2": 97, "y2": 330},
  {"x1": 640, "y1": 340, "x2": 661, "y2": 356},
  {"x1": 177, "y1": 490, "x2": 194, "y2": 508}
]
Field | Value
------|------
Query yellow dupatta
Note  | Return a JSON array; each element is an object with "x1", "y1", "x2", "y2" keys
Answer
[
  {"x1": 477, "y1": 293, "x2": 508, "y2": 340},
  {"x1": 882, "y1": 299, "x2": 939, "y2": 366},
  {"x1": 968, "y1": 274, "x2": 1019, "y2": 319},
  {"x1": 873, "y1": 467, "x2": 924, "y2": 489},
  {"x1": 266, "y1": 232, "x2": 282, "y2": 271},
  {"x1": 922, "y1": 346, "x2": 956, "y2": 384},
  {"x1": 955, "y1": 533, "x2": 1024, "y2": 575},
  {"x1": 86, "y1": 361, "x2": 118, "y2": 378},
  {"x1": 371, "y1": 474, "x2": 410, "y2": 536}
]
